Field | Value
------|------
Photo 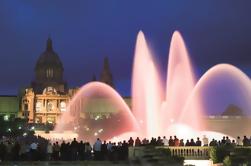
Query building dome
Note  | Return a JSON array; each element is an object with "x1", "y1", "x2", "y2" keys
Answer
[
  {"x1": 32, "y1": 37, "x2": 66, "y2": 94},
  {"x1": 35, "y1": 38, "x2": 63, "y2": 70}
]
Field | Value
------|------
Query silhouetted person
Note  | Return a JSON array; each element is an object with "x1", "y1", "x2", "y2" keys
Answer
[
  {"x1": 101, "y1": 140, "x2": 107, "y2": 160},
  {"x1": 174, "y1": 136, "x2": 179, "y2": 146},
  {"x1": 122, "y1": 140, "x2": 128, "y2": 160},
  {"x1": 209, "y1": 139, "x2": 217, "y2": 146},
  {"x1": 71, "y1": 138, "x2": 78, "y2": 160},
  {"x1": 243, "y1": 136, "x2": 249, "y2": 146},
  {"x1": 128, "y1": 137, "x2": 134, "y2": 147},
  {"x1": 190, "y1": 139, "x2": 196, "y2": 146},
  {"x1": 221, "y1": 136, "x2": 226, "y2": 145},
  {"x1": 179, "y1": 139, "x2": 184, "y2": 146},
  {"x1": 52, "y1": 142, "x2": 60, "y2": 160},
  {"x1": 78, "y1": 141, "x2": 85, "y2": 160},
  {"x1": 185, "y1": 140, "x2": 190, "y2": 146},
  {"x1": 196, "y1": 137, "x2": 202, "y2": 146},
  {"x1": 157, "y1": 136, "x2": 163, "y2": 146},
  {"x1": 169, "y1": 136, "x2": 174, "y2": 146},
  {"x1": 135, "y1": 137, "x2": 141, "y2": 146}
]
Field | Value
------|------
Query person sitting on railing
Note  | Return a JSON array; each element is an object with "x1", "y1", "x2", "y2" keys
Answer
[
  {"x1": 150, "y1": 137, "x2": 157, "y2": 146},
  {"x1": 195, "y1": 137, "x2": 202, "y2": 146},
  {"x1": 162, "y1": 136, "x2": 168, "y2": 146},
  {"x1": 179, "y1": 139, "x2": 184, "y2": 146},
  {"x1": 190, "y1": 139, "x2": 196, "y2": 146},
  {"x1": 142, "y1": 138, "x2": 148, "y2": 145},
  {"x1": 174, "y1": 136, "x2": 179, "y2": 146},
  {"x1": 202, "y1": 135, "x2": 208, "y2": 146},
  {"x1": 157, "y1": 136, "x2": 163, "y2": 146},
  {"x1": 169, "y1": 136, "x2": 174, "y2": 146},
  {"x1": 185, "y1": 140, "x2": 190, "y2": 146},
  {"x1": 135, "y1": 137, "x2": 141, "y2": 147},
  {"x1": 236, "y1": 136, "x2": 242, "y2": 146}
]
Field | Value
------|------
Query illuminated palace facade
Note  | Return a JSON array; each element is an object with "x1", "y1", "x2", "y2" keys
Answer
[{"x1": 20, "y1": 38, "x2": 114, "y2": 124}]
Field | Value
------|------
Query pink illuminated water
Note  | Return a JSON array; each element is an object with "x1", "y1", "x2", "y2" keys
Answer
[
  {"x1": 55, "y1": 82, "x2": 139, "y2": 141},
  {"x1": 165, "y1": 31, "x2": 203, "y2": 130},
  {"x1": 132, "y1": 31, "x2": 164, "y2": 137},
  {"x1": 54, "y1": 31, "x2": 251, "y2": 141}
]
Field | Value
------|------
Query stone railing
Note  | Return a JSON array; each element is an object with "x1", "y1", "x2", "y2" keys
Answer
[
  {"x1": 160, "y1": 146, "x2": 210, "y2": 159},
  {"x1": 129, "y1": 146, "x2": 210, "y2": 160}
]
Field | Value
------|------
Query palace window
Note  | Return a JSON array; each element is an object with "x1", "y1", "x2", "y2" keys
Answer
[
  {"x1": 46, "y1": 68, "x2": 54, "y2": 78},
  {"x1": 47, "y1": 102, "x2": 53, "y2": 111},
  {"x1": 60, "y1": 101, "x2": 66, "y2": 112},
  {"x1": 36, "y1": 102, "x2": 42, "y2": 112}
]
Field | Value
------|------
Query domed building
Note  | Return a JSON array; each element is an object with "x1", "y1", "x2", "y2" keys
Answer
[
  {"x1": 32, "y1": 37, "x2": 66, "y2": 94},
  {"x1": 20, "y1": 38, "x2": 115, "y2": 124},
  {"x1": 21, "y1": 38, "x2": 78, "y2": 124}
]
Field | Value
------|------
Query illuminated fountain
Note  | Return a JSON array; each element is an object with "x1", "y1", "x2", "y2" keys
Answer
[{"x1": 55, "y1": 30, "x2": 251, "y2": 141}]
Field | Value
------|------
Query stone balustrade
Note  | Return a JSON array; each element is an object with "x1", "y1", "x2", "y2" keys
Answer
[
  {"x1": 129, "y1": 146, "x2": 210, "y2": 160},
  {"x1": 160, "y1": 146, "x2": 210, "y2": 159}
]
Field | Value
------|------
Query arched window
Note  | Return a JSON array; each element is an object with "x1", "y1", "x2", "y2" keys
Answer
[{"x1": 46, "y1": 68, "x2": 54, "y2": 78}]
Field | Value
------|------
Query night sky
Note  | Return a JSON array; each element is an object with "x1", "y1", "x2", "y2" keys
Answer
[{"x1": 1, "y1": 0, "x2": 251, "y2": 96}]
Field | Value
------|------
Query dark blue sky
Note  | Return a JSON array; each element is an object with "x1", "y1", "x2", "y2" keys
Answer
[{"x1": 1, "y1": 0, "x2": 251, "y2": 96}]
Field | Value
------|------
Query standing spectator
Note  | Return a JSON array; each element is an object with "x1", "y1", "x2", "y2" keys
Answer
[
  {"x1": 101, "y1": 140, "x2": 107, "y2": 160},
  {"x1": 243, "y1": 136, "x2": 249, "y2": 146},
  {"x1": 236, "y1": 136, "x2": 242, "y2": 146},
  {"x1": 84, "y1": 142, "x2": 92, "y2": 160},
  {"x1": 52, "y1": 142, "x2": 60, "y2": 160},
  {"x1": 128, "y1": 137, "x2": 134, "y2": 147},
  {"x1": 226, "y1": 136, "x2": 231, "y2": 145},
  {"x1": 78, "y1": 141, "x2": 85, "y2": 160},
  {"x1": 30, "y1": 141, "x2": 38, "y2": 160},
  {"x1": 71, "y1": 138, "x2": 79, "y2": 160},
  {"x1": 47, "y1": 142, "x2": 53, "y2": 161},
  {"x1": 93, "y1": 138, "x2": 102, "y2": 160},
  {"x1": 135, "y1": 137, "x2": 141, "y2": 146}
]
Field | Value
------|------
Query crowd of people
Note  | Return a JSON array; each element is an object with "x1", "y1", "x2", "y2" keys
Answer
[{"x1": 0, "y1": 134, "x2": 250, "y2": 161}]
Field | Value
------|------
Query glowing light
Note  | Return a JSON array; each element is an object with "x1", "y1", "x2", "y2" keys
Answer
[
  {"x1": 18, "y1": 126, "x2": 22, "y2": 130},
  {"x1": 3, "y1": 115, "x2": 9, "y2": 121},
  {"x1": 94, "y1": 132, "x2": 98, "y2": 136}
]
